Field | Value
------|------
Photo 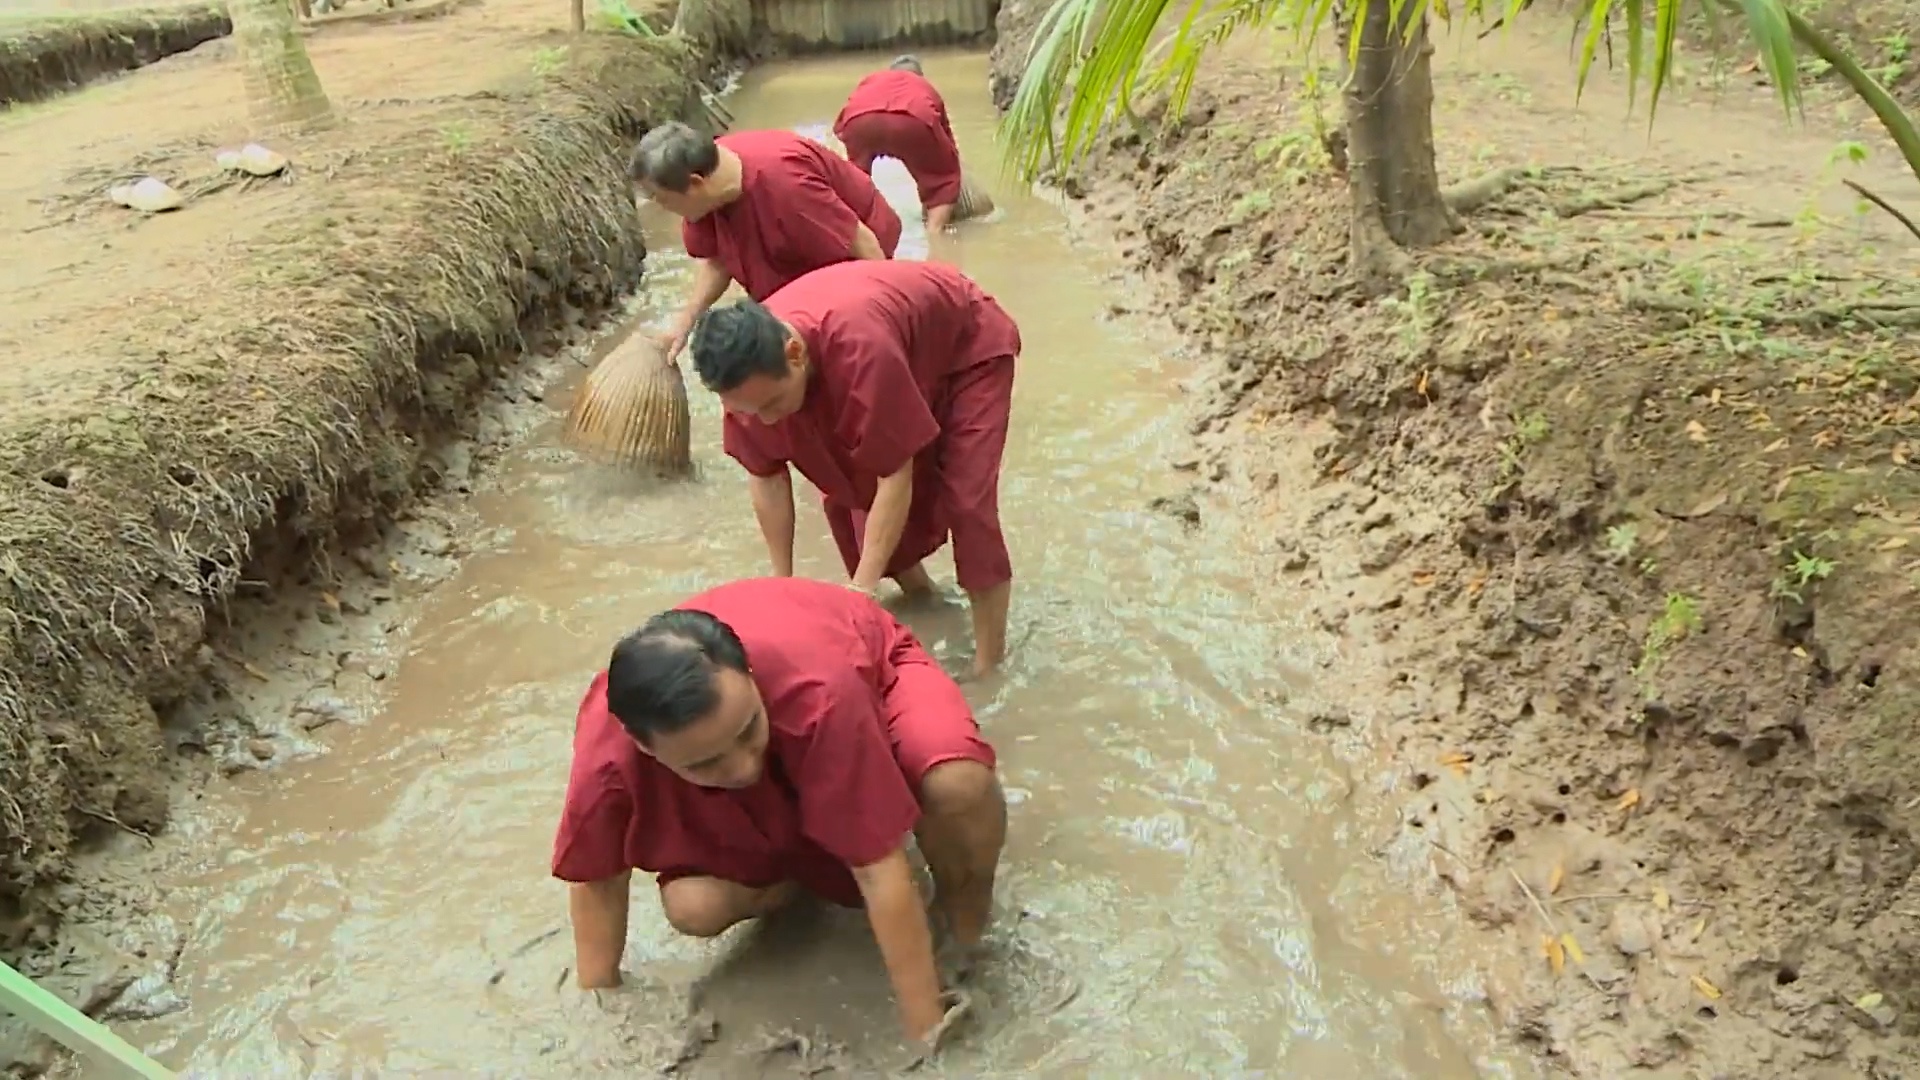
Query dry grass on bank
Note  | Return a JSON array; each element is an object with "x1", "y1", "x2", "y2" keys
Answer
[{"x1": 0, "y1": 13, "x2": 734, "y2": 940}]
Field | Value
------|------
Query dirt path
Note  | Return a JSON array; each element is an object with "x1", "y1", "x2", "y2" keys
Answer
[{"x1": 993, "y1": 12, "x2": 1920, "y2": 1080}]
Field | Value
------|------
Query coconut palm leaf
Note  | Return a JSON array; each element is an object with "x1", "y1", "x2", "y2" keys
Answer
[{"x1": 999, "y1": 0, "x2": 1920, "y2": 186}]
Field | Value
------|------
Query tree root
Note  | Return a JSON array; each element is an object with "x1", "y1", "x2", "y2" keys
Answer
[
  {"x1": 1555, "y1": 179, "x2": 1676, "y2": 218},
  {"x1": 1442, "y1": 166, "x2": 1531, "y2": 215},
  {"x1": 1627, "y1": 289, "x2": 1920, "y2": 329}
]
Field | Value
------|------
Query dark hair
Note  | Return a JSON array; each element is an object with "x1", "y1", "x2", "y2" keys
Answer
[
  {"x1": 629, "y1": 122, "x2": 720, "y2": 193},
  {"x1": 604, "y1": 609, "x2": 750, "y2": 744},
  {"x1": 689, "y1": 300, "x2": 792, "y2": 393},
  {"x1": 888, "y1": 54, "x2": 924, "y2": 74}
]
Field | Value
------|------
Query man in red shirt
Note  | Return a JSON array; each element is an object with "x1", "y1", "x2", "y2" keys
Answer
[
  {"x1": 687, "y1": 260, "x2": 1019, "y2": 678},
  {"x1": 629, "y1": 123, "x2": 904, "y2": 359},
  {"x1": 833, "y1": 55, "x2": 966, "y2": 234},
  {"x1": 551, "y1": 578, "x2": 1005, "y2": 1047}
]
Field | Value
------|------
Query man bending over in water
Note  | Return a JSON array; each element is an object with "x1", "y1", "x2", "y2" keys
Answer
[
  {"x1": 833, "y1": 55, "x2": 968, "y2": 234},
  {"x1": 551, "y1": 577, "x2": 1007, "y2": 1046},
  {"x1": 691, "y1": 260, "x2": 1020, "y2": 677},
  {"x1": 630, "y1": 122, "x2": 903, "y2": 360}
]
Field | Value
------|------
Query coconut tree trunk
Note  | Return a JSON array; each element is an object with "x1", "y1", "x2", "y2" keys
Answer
[
  {"x1": 570, "y1": 0, "x2": 585, "y2": 32},
  {"x1": 232, "y1": 0, "x2": 332, "y2": 129},
  {"x1": 1340, "y1": 0, "x2": 1458, "y2": 291}
]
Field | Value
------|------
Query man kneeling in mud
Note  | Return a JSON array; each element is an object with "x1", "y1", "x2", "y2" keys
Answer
[{"x1": 551, "y1": 576, "x2": 1005, "y2": 1048}]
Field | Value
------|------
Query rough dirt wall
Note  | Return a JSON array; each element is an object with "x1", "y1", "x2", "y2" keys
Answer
[
  {"x1": 0, "y1": 4, "x2": 230, "y2": 106},
  {"x1": 0, "y1": 30, "x2": 726, "y2": 944},
  {"x1": 990, "y1": 18, "x2": 1920, "y2": 1080}
]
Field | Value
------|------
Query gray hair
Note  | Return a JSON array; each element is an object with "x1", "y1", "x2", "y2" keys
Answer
[
  {"x1": 629, "y1": 122, "x2": 720, "y2": 193},
  {"x1": 887, "y1": 54, "x2": 924, "y2": 75}
]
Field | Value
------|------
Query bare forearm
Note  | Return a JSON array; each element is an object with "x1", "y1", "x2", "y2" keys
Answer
[
  {"x1": 852, "y1": 470, "x2": 912, "y2": 589},
  {"x1": 861, "y1": 868, "x2": 944, "y2": 1036},
  {"x1": 850, "y1": 222, "x2": 885, "y2": 261},
  {"x1": 748, "y1": 470, "x2": 796, "y2": 577},
  {"x1": 569, "y1": 874, "x2": 632, "y2": 989},
  {"x1": 680, "y1": 260, "x2": 733, "y2": 320}
]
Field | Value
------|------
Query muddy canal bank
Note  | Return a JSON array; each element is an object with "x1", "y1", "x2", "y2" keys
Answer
[
  {"x1": 20, "y1": 49, "x2": 1544, "y2": 1078},
  {"x1": 0, "y1": 6, "x2": 748, "y2": 1069},
  {"x1": 990, "y1": 15, "x2": 1920, "y2": 1080}
]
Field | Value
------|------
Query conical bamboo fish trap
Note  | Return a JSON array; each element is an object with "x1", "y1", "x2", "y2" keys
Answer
[
  {"x1": 953, "y1": 172, "x2": 995, "y2": 222},
  {"x1": 565, "y1": 334, "x2": 693, "y2": 476}
]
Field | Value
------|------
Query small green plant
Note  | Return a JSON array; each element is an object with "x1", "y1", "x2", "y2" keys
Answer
[
  {"x1": 1771, "y1": 549, "x2": 1836, "y2": 604},
  {"x1": 1381, "y1": 271, "x2": 1437, "y2": 357},
  {"x1": 531, "y1": 46, "x2": 568, "y2": 77},
  {"x1": 1604, "y1": 523, "x2": 1638, "y2": 561},
  {"x1": 1634, "y1": 592, "x2": 1703, "y2": 693},
  {"x1": 441, "y1": 122, "x2": 472, "y2": 153},
  {"x1": 1229, "y1": 190, "x2": 1274, "y2": 221},
  {"x1": 1496, "y1": 412, "x2": 1550, "y2": 478}
]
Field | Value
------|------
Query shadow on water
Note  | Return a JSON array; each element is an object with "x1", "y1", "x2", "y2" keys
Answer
[{"x1": 112, "y1": 52, "x2": 1536, "y2": 1079}]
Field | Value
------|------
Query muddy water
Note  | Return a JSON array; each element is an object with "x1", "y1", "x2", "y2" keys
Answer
[{"x1": 104, "y1": 54, "x2": 1530, "y2": 1078}]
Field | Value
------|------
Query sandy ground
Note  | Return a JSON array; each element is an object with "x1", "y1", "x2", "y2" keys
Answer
[{"x1": 991, "y1": 4, "x2": 1920, "y2": 1078}]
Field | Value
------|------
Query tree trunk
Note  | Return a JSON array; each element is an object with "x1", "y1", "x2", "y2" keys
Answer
[
  {"x1": 570, "y1": 0, "x2": 585, "y2": 33},
  {"x1": 232, "y1": 0, "x2": 332, "y2": 130},
  {"x1": 1340, "y1": 0, "x2": 1458, "y2": 292}
]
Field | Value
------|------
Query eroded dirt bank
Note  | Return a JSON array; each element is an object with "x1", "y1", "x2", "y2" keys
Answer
[
  {"x1": 993, "y1": 11, "x2": 1920, "y2": 1080},
  {"x1": 0, "y1": 3, "x2": 230, "y2": 107},
  {"x1": 0, "y1": 0, "x2": 745, "y2": 1068}
]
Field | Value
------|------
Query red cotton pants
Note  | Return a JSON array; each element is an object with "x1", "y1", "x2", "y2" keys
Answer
[
  {"x1": 836, "y1": 110, "x2": 965, "y2": 212},
  {"x1": 823, "y1": 354, "x2": 1015, "y2": 594}
]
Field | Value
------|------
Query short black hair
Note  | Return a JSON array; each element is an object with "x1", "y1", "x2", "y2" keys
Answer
[
  {"x1": 689, "y1": 300, "x2": 792, "y2": 393},
  {"x1": 604, "y1": 609, "x2": 750, "y2": 745}
]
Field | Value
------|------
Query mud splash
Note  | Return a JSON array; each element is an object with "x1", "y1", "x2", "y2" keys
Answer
[{"x1": 57, "y1": 53, "x2": 1536, "y2": 1077}]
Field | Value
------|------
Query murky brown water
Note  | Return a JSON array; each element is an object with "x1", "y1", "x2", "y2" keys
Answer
[{"x1": 99, "y1": 53, "x2": 1535, "y2": 1079}]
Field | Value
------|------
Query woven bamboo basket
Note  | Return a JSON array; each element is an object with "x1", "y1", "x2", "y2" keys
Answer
[
  {"x1": 953, "y1": 172, "x2": 995, "y2": 222},
  {"x1": 565, "y1": 334, "x2": 693, "y2": 476}
]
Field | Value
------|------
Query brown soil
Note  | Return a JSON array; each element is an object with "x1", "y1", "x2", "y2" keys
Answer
[
  {"x1": 0, "y1": 4, "x2": 230, "y2": 106},
  {"x1": 0, "y1": 0, "x2": 742, "y2": 979},
  {"x1": 993, "y1": 9, "x2": 1920, "y2": 1080}
]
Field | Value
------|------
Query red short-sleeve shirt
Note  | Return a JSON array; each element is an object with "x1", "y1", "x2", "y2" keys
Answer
[
  {"x1": 550, "y1": 578, "x2": 924, "y2": 897},
  {"x1": 834, "y1": 69, "x2": 958, "y2": 147},
  {"x1": 720, "y1": 260, "x2": 1022, "y2": 505},
  {"x1": 681, "y1": 129, "x2": 902, "y2": 302}
]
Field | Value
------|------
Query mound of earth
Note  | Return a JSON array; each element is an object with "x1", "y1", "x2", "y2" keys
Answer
[{"x1": 991, "y1": 15, "x2": 1920, "y2": 1080}]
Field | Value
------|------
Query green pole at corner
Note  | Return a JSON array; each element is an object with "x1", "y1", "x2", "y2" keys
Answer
[{"x1": 0, "y1": 960, "x2": 176, "y2": 1079}]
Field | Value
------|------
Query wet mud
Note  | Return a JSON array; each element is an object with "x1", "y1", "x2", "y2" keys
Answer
[
  {"x1": 15, "y1": 52, "x2": 1547, "y2": 1078},
  {"x1": 991, "y1": 17, "x2": 1920, "y2": 1080}
]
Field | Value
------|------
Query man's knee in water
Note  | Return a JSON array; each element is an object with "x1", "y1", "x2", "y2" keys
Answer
[
  {"x1": 659, "y1": 876, "x2": 790, "y2": 938},
  {"x1": 916, "y1": 759, "x2": 1002, "y2": 824}
]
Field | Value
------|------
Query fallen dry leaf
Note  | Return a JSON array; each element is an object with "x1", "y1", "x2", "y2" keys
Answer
[
  {"x1": 240, "y1": 661, "x2": 269, "y2": 682},
  {"x1": 1543, "y1": 935, "x2": 1566, "y2": 975},
  {"x1": 1652, "y1": 886, "x2": 1672, "y2": 911},
  {"x1": 1685, "y1": 420, "x2": 1709, "y2": 443},
  {"x1": 1439, "y1": 751, "x2": 1473, "y2": 766},
  {"x1": 1792, "y1": 646, "x2": 1809, "y2": 659},
  {"x1": 1691, "y1": 974, "x2": 1723, "y2": 1000},
  {"x1": 1414, "y1": 369, "x2": 1430, "y2": 398},
  {"x1": 388, "y1": 559, "x2": 404, "y2": 575},
  {"x1": 1411, "y1": 570, "x2": 1437, "y2": 587},
  {"x1": 1547, "y1": 863, "x2": 1565, "y2": 895},
  {"x1": 1708, "y1": 388, "x2": 1722, "y2": 407},
  {"x1": 1688, "y1": 917, "x2": 1707, "y2": 942},
  {"x1": 1466, "y1": 576, "x2": 1488, "y2": 596},
  {"x1": 1761, "y1": 437, "x2": 1789, "y2": 453},
  {"x1": 1879, "y1": 537, "x2": 1911, "y2": 551},
  {"x1": 1617, "y1": 788, "x2": 1642, "y2": 812},
  {"x1": 1812, "y1": 429, "x2": 1840, "y2": 449},
  {"x1": 1560, "y1": 933, "x2": 1587, "y2": 965},
  {"x1": 1857, "y1": 991, "x2": 1885, "y2": 1011},
  {"x1": 319, "y1": 591, "x2": 342, "y2": 612},
  {"x1": 1894, "y1": 443, "x2": 1910, "y2": 466}
]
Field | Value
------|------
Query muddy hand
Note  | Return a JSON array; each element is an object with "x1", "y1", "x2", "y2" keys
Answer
[
  {"x1": 905, "y1": 989, "x2": 973, "y2": 1070},
  {"x1": 658, "y1": 319, "x2": 693, "y2": 366}
]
